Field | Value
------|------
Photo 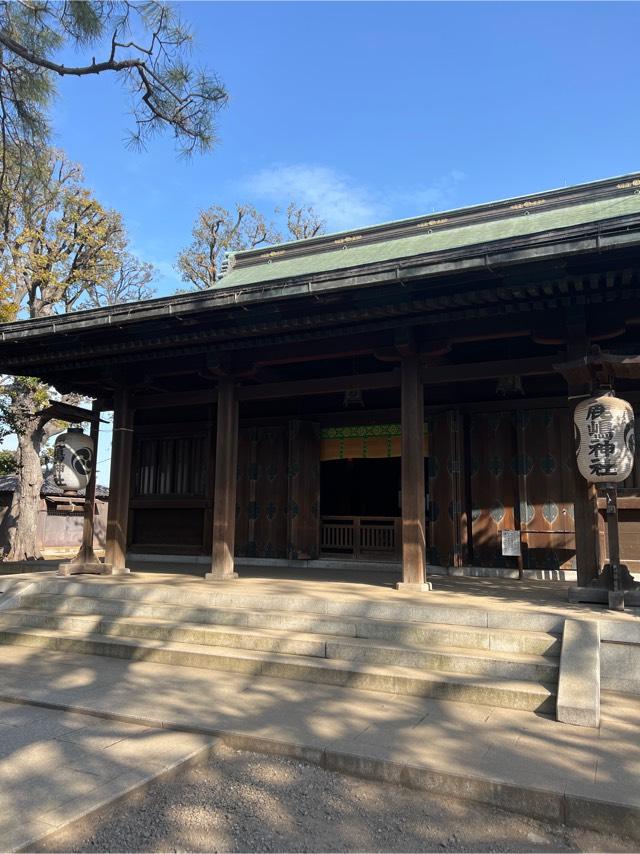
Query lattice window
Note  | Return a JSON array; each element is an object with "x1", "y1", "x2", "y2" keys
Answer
[{"x1": 134, "y1": 435, "x2": 206, "y2": 497}]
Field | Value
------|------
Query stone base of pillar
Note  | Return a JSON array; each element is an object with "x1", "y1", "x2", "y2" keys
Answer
[
  {"x1": 205, "y1": 571, "x2": 239, "y2": 582},
  {"x1": 596, "y1": 563, "x2": 638, "y2": 590},
  {"x1": 395, "y1": 581, "x2": 432, "y2": 592},
  {"x1": 57, "y1": 561, "x2": 114, "y2": 577},
  {"x1": 608, "y1": 590, "x2": 626, "y2": 611},
  {"x1": 568, "y1": 586, "x2": 640, "y2": 607}
]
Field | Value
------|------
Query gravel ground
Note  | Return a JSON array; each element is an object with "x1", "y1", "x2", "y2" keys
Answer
[{"x1": 38, "y1": 745, "x2": 637, "y2": 854}]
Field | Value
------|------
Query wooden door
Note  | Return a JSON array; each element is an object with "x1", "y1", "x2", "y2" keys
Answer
[
  {"x1": 288, "y1": 420, "x2": 320, "y2": 560},
  {"x1": 468, "y1": 408, "x2": 576, "y2": 571},
  {"x1": 515, "y1": 408, "x2": 576, "y2": 571},
  {"x1": 469, "y1": 411, "x2": 518, "y2": 568},
  {"x1": 427, "y1": 410, "x2": 467, "y2": 568}
]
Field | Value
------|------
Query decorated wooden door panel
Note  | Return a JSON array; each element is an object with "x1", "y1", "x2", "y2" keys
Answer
[
  {"x1": 469, "y1": 412, "x2": 518, "y2": 568},
  {"x1": 254, "y1": 427, "x2": 288, "y2": 558},
  {"x1": 234, "y1": 427, "x2": 255, "y2": 558},
  {"x1": 516, "y1": 408, "x2": 576, "y2": 570},
  {"x1": 235, "y1": 427, "x2": 289, "y2": 559},
  {"x1": 427, "y1": 410, "x2": 467, "y2": 568},
  {"x1": 288, "y1": 420, "x2": 321, "y2": 560}
]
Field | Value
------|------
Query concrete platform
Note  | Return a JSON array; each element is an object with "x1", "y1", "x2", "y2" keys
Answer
[{"x1": 3, "y1": 566, "x2": 639, "y2": 622}]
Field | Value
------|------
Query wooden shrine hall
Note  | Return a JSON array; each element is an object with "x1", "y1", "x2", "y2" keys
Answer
[{"x1": 3, "y1": 173, "x2": 640, "y2": 590}]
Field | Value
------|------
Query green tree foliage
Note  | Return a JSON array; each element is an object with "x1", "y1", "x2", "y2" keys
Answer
[
  {"x1": 177, "y1": 202, "x2": 326, "y2": 290},
  {"x1": 0, "y1": 0, "x2": 227, "y2": 198},
  {"x1": 0, "y1": 449, "x2": 16, "y2": 475},
  {"x1": 1, "y1": 148, "x2": 154, "y2": 317}
]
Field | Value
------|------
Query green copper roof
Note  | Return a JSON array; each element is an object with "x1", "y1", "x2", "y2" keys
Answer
[{"x1": 221, "y1": 185, "x2": 640, "y2": 290}]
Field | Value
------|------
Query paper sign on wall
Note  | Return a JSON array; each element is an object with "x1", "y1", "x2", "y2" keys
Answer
[{"x1": 501, "y1": 529, "x2": 521, "y2": 557}]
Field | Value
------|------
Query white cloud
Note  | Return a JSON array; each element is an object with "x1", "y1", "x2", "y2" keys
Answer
[
  {"x1": 397, "y1": 170, "x2": 468, "y2": 214},
  {"x1": 246, "y1": 164, "x2": 381, "y2": 232},
  {"x1": 244, "y1": 164, "x2": 468, "y2": 234}
]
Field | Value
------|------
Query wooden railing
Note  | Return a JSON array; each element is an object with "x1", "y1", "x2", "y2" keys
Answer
[{"x1": 320, "y1": 516, "x2": 401, "y2": 560}]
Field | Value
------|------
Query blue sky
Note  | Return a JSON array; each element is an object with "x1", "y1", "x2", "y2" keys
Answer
[
  {"x1": 51, "y1": 1, "x2": 640, "y2": 300},
  {"x1": 10, "y1": 1, "x2": 640, "y2": 479}
]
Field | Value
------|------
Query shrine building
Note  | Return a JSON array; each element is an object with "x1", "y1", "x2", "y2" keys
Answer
[{"x1": 3, "y1": 173, "x2": 640, "y2": 589}]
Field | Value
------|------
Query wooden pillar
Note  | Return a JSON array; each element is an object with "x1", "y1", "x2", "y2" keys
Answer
[
  {"x1": 397, "y1": 355, "x2": 431, "y2": 591},
  {"x1": 58, "y1": 400, "x2": 111, "y2": 576},
  {"x1": 206, "y1": 377, "x2": 239, "y2": 580},
  {"x1": 563, "y1": 310, "x2": 599, "y2": 586},
  {"x1": 568, "y1": 382, "x2": 599, "y2": 586},
  {"x1": 105, "y1": 387, "x2": 133, "y2": 574}
]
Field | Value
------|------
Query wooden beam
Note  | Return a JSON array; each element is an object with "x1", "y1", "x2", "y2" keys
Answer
[
  {"x1": 206, "y1": 377, "x2": 239, "y2": 581},
  {"x1": 37, "y1": 399, "x2": 104, "y2": 424},
  {"x1": 237, "y1": 370, "x2": 400, "y2": 402},
  {"x1": 555, "y1": 346, "x2": 640, "y2": 385},
  {"x1": 134, "y1": 358, "x2": 557, "y2": 410},
  {"x1": 420, "y1": 354, "x2": 560, "y2": 386},
  {"x1": 244, "y1": 333, "x2": 383, "y2": 368},
  {"x1": 132, "y1": 388, "x2": 217, "y2": 410}
]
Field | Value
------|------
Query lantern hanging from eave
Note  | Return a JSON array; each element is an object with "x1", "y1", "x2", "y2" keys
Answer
[
  {"x1": 53, "y1": 426, "x2": 94, "y2": 492},
  {"x1": 574, "y1": 392, "x2": 635, "y2": 484}
]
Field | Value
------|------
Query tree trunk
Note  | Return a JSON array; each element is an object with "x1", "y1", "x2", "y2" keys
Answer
[
  {"x1": 1, "y1": 377, "x2": 81, "y2": 562},
  {"x1": 4, "y1": 416, "x2": 45, "y2": 561}
]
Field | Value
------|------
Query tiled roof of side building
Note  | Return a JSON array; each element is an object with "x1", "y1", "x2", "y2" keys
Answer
[
  {"x1": 220, "y1": 174, "x2": 640, "y2": 289},
  {"x1": 0, "y1": 476, "x2": 109, "y2": 499}
]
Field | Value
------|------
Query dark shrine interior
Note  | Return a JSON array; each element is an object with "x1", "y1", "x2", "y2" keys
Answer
[{"x1": 320, "y1": 459, "x2": 403, "y2": 517}]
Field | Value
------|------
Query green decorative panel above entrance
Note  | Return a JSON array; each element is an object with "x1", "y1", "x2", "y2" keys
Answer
[{"x1": 320, "y1": 424, "x2": 427, "y2": 460}]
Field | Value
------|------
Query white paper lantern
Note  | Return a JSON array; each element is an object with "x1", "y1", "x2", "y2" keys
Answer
[
  {"x1": 574, "y1": 392, "x2": 635, "y2": 484},
  {"x1": 53, "y1": 427, "x2": 94, "y2": 492}
]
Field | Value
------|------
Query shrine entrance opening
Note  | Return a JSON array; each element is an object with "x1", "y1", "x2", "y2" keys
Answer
[
  {"x1": 320, "y1": 457, "x2": 403, "y2": 560},
  {"x1": 318, "y1": 423, "x2": 429, "y2": 562}
]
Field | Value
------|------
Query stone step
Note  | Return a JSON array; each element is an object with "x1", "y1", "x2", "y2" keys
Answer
[
  {"x1": 19, "y1": 593, "x2": 360, "y2": 640},
  {"x1": 357, "y1": 615, "x2": 560, "y2": 657},
  {"x1": 0, "y1": 610, "x2": 559, "y2": 682},
  {"x1": 31, "y1": 578, "x2": 565, "y2": 633},
  {"x1": 0, "y1": 625, "x2": 557, "y2": 713},
  {"x1": 322, "y1": 636, "x2": 558, "y2": 682},
  {"x1": 18, "y1": 593, "x2": 561, "y2": 658}
]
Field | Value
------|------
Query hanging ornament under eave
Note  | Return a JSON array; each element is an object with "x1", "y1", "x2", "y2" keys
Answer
[
  {"x1": 53, "y1": 426, "x2": 94, "y2": 492},
  {"x1": 574, "y1": 391, "x2": 635, "y2": 484}
]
